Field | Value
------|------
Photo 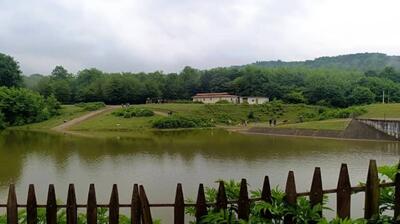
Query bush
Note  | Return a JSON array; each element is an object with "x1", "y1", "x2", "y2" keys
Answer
[
  {"x1": 75, "y1": 102, "x2": 105, "y2": 111},
  {"x1": 112, "y1": 107, "x2": 154, "y2": 118},
  {"x1": 215, "y1": 100, "x2": 231, "y2": 104},
  {"x1": 152, "y1": 116, "x2": 214, "y2": 129},
  {"x1": 173, "y1": 100, "x2": 203, "y2": 104},
  {"x1": 0, "y1": 87, "x2": 61, "y2": 127}
]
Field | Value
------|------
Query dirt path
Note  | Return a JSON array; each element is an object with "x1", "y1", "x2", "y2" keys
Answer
[
  {"x1": 153, "y1": 110, "x2": 169, "y2": 117},
  {"x1": 52, "y1": 106, "x2": 119, "y2": 132}
]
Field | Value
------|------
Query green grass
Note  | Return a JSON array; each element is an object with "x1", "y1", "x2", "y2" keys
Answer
[
  {"x1": 141, "y1": 103, "x2": 318, "y2": 124},
  {"x1": 359, "y1": 103, "x2": 400, "y2": 119},
  {"x1": 11, "y1": 105, "x2": 89, "y2": 130},
  {"x1": 70, "y1": 110, "x2": 161, "y2": 131},
  {"x1": 277, "y1": 119, "x2": 351, "y2": 131}
]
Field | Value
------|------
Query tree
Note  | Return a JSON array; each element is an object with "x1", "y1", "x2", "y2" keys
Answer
[
  {"x1": 51, "y1": 66, "x2": 71, "y2": 80},
  {"x1": 0, "y1": 53, "x2": 22, "y2": 87},
  {"x1": 350, "y1": 86, "x2": 375, "y2": 105}
]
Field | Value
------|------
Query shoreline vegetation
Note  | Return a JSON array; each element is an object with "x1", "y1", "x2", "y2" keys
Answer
[{"x1": 9, "y1": 102, "x2": 400, "y2": 141}]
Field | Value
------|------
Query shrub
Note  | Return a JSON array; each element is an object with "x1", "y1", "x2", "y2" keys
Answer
[
  {"x1": 0, "y1": 87, "x2": 61, "y2": 127},
  {"x1": 174, "y1": 100, "x2": 203, "y2": 104},
  {"x1": 75, "y1": 102, "x2": 105, "y2": 111},
  {"x1": 215, "y1": 100, "x2": 231, "y2": 104},
  {"x1": 112, "y1": 107, "x2": 154, "y2": 118},
  {"x1": 152, "y1": 116, "x2": 214, "y2": 129}
]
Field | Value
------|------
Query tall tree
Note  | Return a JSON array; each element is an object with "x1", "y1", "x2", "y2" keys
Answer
[{"x1": 0, "y1": 53, "x2": 22, "y2": 87}]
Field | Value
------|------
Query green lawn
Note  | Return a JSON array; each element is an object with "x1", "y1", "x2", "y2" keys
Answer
[
  {"x1": 70, "y1": 110, "x2": 162, "y2": 131},
  {"x1": 277, "y1": 119, "x2": 351, "y2": 131},
  {"x1": 359, "y1": 103, "x2": 400, "y2": 119},
  {"x1": 11, "y1": 105, "x2": 89, "y2": 130}
]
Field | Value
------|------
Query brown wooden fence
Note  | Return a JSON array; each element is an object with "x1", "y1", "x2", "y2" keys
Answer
[{"x1": 0, "y1": 159, "x2": 399, "y2": 224}]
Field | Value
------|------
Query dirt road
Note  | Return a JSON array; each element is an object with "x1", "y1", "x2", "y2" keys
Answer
[{"x1": 52, "y1": 106, "x2": 119, "y2": 132}]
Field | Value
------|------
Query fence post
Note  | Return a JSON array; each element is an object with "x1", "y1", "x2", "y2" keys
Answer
[
  {"x1": 131, "y1": 184, "x2": 141, "y2": 224},
  {"x1": 238, "y1": 178, "x2": 250, "y2": 221},
  {"x1": 364, "y1": 160, "x2": 379, "y2": 220},
  {"x1": 139, "y1": 185, "x2": 153, "y2": 224},
  {"x1": 46, "y1": 184, "x2": 57, "y2": 224},
  {"x1": 337, "y1": 164, "x2": 351, "y2": 219},
  {"x1": 174, "y1": 183, "x2": 184, "y2": 224},
  {"x1": 67, "y1": 184, "x2": 78, "y2": 224},
  {"x1": 310, "y1": 167, "x2": 323, "y2": 219},
  {"x1": 87, "y1": 184, "x2": 97, "y2": 224},
  {"x1": 7, "y1": 184, "x2": 17, "y2": 224},
  {"x1": 284, "y1": 171, "x2": 297, "y2": 224},
  {"x1": 195, "y1": 184, "x2": 207, "y2": 222},
  {"x1": 216, "y1": 181, "x2": 227, "y2": 211},
  {"x1": 395, "y1": 162, "x2": 400, "y2": 223},
  {"x1": 261, "y1": 176, "x2": 272, "y2": 219},
  {"x1": 109, "y1": 184, "x2": 119, "y2": 224},
  {"x1": 27, "y1": 184, "x2": 38, "y2": 224}
]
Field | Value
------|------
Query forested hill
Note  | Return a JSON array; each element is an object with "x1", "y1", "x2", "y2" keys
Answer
[{"x1": 251, "y1": 53, "x2": 400, "y2": 71}]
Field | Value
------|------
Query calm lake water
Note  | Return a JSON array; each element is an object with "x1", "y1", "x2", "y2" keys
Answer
[{"x1": 0, "y1": 129, "x2": 399, "y2": 222}]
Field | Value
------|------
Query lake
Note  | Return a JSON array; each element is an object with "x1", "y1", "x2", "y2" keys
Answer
[{"x1": 0, "y1": 129, "x2": 399, "y2": 222}]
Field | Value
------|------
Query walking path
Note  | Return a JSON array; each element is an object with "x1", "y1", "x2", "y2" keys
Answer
[{"x1": 52, "y1": 106, "x2": 119, "y2": 132}]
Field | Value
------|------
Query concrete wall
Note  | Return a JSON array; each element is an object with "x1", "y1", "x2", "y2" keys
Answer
[
  {"x1": 193, "y1": 96, "x2": 238, "y2": 104},
  {"x1": 239, "y1": 97, "x2": 269, "y2": 104},
  {"x1": 356, "y1": 119, "x2": 400, "y2": 139}
]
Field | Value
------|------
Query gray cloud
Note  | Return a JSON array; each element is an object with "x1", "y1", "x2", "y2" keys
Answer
[{"x1": 1, "y1": 0, "x2": 399, "y2": 75}]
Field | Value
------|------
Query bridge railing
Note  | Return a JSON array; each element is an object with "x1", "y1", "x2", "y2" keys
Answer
[{"x1": 0, "y1": 160, "x2": 399, "y2": 224}]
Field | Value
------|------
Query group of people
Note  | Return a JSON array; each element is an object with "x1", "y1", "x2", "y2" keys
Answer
[{"x1": 269, "y1": 119, "x2": 277, "y2": 127}]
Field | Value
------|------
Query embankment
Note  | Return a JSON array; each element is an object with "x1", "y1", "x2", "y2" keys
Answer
[{"x1": 244, "y1": 119, "x2": 398, "y2": 141}]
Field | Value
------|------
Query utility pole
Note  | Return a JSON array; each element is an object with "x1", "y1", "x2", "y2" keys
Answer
[
  {"x1": 388, "y1": 90, "x2": 390, "y2": 104},
  {"x1": 382, "y1": 90, "x2": 385, "y2": 104}
]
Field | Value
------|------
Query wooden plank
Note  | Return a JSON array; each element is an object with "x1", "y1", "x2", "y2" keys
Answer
[
  {"x1": 67, "y1": 184, "x2": 78, "y2": 224},
  {"x1": 337, "y1": 163, "x2": 351, "y2": 219},
  {"x1": 87, "y1": 184, "x2": 97, "y2": 224},
  {"x1": 261, "y1": 176, "x2": 272, "y2": 219},
  {"x1": 395, "y1": 161, "x2": 400, "y2": 222},
  {"x1": 216, "y1": 181, "x2": 227, "y2": 211},
  {"x1": 46, "y1": 184, "x2": 57, "y2": 224},
  {"x1": 7, "y1": 184, "x2": 17, "y2": 224},
  {"x1": 139, "y1": 185, "x2": 153, "y2": 224},
  {"x1": 27, "y1": 184, "x2": 38, "y2": 224},
  {"x1": 174, "y1": 183, "x2": 184, "y2": 224},
  {"x1": 131, "y1": 184, "x2": 141, "y2": 224},
  {"x1": 195, "y1": 184, "x2": 207, "y2": 222},
  {"x1": 238, "y1": 179, "x2": 250, "y2": 221},
  {"x1": 109, "y1": 184, "x2": 120, "y2": 224},
  {"x1": 284, "y1": 171, "x2": 297, "y2": 224},
  {"x1": 364, "y1": 160, "x2": 380, "y2": 219},
  {"x1": 310, "y1": 167, "x2": 323, "y2": 210}
]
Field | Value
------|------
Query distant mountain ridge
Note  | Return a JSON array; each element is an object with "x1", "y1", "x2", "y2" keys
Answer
[{"x1": 251, "y1": 53, "x2": 400, "y2": 71}]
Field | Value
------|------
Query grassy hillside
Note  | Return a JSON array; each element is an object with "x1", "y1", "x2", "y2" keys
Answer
[
  {"x1": 359, "y1": 103, "x2": 400, "y2": 119},
  {"x1": 251, "y1": 53, "x2": 400, "y2": 71},
  {"x1": 278, "y1": 119, "x2": 351, "y2": 131}
]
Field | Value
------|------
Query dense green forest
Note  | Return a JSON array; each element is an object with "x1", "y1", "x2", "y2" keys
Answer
[
  {"x1": 3, "y1": 52, "x2": 400, "y2": 110},
  {"x1": 252, "y1": 53, "x2": 400, "y2": 71}
]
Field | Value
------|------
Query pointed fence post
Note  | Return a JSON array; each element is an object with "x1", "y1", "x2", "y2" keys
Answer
[
  {"x1": 395, "y1": 162, "x2": 400, "y2": 223},
  {"x1": 284, "y1": 171, "x2": 297, "y2": 224},
  {"x1": 261, "y1": 176, "x2": 272, "y2": 219},
  {"x1": 46, "y1": 184, "x2": 57, "y2": 224},
  {"x1": 238, "y1": 179, "x2": 250, "y2": 221},
  {"x1": 131, "y1": 184, "x2": 141, "y2": 224},
  {"x1": 364, "y1": 160, "x2": 379, "y2": 220},
  {"x1": 109, "y1": 184, "x2": 119, "y2": 224},
  {"x1": 310, "y1": 167, "x2": 323, "y2": 220},
  {"x1": 216, "y1": 181, "x2": 227, "y2": 211},
  {"x1": 87, "y1": 184, "x2": 97, "y2": 224},
  {"x1": 27, "y1": 184, "x2": 38, "y2": 224},
  {"x1": 139, "y1": 185, "x2": 153, "y2": 224},
  {"x1": 67, "y1": 184, "x2": 78, "y2": 224},
  {"x1": 7, "y1": 184, "x2": 17, "y2": 224},
  {"x1": 337, "y1": 164, "x2": 351, "y2": 219},
  {"x1": 174, "y1": 183, "x2": 184, "y2": 224},
  {"x1": 195, "y1": 184, "x2": 207, "y2": 222}
]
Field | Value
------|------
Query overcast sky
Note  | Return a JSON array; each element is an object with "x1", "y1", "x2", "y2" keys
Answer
[{"x1": 1, "y1": 0, "x2": 400, "y2": 75}]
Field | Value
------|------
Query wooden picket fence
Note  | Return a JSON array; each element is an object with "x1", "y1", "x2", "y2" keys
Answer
[{"x1": 0, "y1": 160, "x2": 399, "y2": 224}]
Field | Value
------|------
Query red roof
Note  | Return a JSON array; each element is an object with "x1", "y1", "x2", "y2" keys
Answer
[{"x1": 193, "y1": 92, "x2": 238, "y2": 98}]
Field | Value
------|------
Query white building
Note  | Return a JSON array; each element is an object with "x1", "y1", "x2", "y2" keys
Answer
[{"x1": 192, "y1": 92, "x2": 269, "y2": 104}]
